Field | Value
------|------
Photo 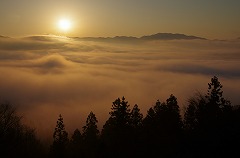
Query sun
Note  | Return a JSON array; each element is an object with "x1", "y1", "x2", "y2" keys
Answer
[{"x1": 58, "y1": 19, "x2": 71, "y2": 31}]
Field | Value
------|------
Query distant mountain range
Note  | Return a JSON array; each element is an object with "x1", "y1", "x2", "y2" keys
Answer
[
  {"x1": 0, "y1": 33, "x2": 213, "y2": 41},
  {"x1": 141, "y1": 33, "x2": 206, "y2": 40},
  {"x1": 2, "y1": 33, "x2": 240, "y2": 41},
  {"x1": 71, "y1": 33, "x2": 207, "y2": 42}
]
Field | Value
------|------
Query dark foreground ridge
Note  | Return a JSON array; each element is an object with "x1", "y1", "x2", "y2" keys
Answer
[{"x1": 1, "y1": 76, "x2": 240, "y2": 158}]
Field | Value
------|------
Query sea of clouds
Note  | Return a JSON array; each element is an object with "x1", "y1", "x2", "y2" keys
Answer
[{"x1": 0, "y1": 35, "x2": 240, "y2": 139}]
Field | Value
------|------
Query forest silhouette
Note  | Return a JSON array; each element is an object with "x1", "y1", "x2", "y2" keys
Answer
[{"x1": 0, "y1": 76, "x2": 240, "y2": 158}]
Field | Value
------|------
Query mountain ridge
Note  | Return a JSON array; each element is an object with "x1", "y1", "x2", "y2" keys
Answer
[
  {"x1": 0, "y1": 33, "x2": 207, "y2": 41},
  {"x1": 72, "y1": 33, "x2": 207, "y2": 41},
  {"x1": 141, "y1": 33, "x2": 206, "y2": 40}
]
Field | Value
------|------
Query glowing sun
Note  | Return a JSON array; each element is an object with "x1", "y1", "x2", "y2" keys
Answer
[{"x1": 58, "y1": 19, "x2": 71, "y2": 31}]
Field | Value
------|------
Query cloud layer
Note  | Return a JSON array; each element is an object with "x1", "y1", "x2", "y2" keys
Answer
[{"x1": 0, "y1": 35, "x2": 240, "y2": 139}]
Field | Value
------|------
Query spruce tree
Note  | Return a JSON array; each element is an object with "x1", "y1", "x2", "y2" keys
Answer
[
  {"x1": 206, "y1": 76, "x2": 232, "y2": 111},
  {"x1": 109, "y1": 96, "x2": 131, "y2": 127},
  {"x1": 82, "y1": 112, "x2": 99, "y2": 158},
  {"x1": 69, "y1": 129, "x2": 83, "y2": 158},
  {"x1": 143, "y1": 107, "x2": 156, "y2": 127},
  {"x1": 206, "y1": 76, "x2": 224, "y2": 105},
  {"x1": 82, "y1": 111, "x2": 99, "y2": 143},
  {"x1": 129, "y1": 104, "x2": 143, "y2": 128},
  {"x1": 71, "y1": 129, "x2": 82, "y2": 145},
  {"x1": 101, "y1": 97, "x2": 132, "y2": 158},
  {"x1": 183, "y1": 76, "x2": 235, "y2": 157},
  {"x1": 50, "y1": 114, "x2": 69, "y2": 158},
  {"x1": 166, "y1": 94, "x2": 182, "y2": 130}
]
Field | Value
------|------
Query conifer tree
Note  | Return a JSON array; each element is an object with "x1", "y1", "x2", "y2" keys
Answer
[
  {"x1": 129, "y1": 104, "x2": 143, "y2": 128},
  {"x1": 109, "y1": 96, "x2": 131, "y2": 127},
  {"x1": 166, "y1": 94, "x2": 182, "y2": 130},
  {"x1": 50, "y1": 114, "x2": 69, "y2": 158},
  {"x1": 82, "y1": 112, "x2": 99, "y2": 158},
  {"x1": 71, "y1": 129, "x2": 82, "y2": 145},
  {"x1": 101, "y1": 97, "x2": 132, "y2": 157},
  {"x1": 69, "y1": 129, "x2": 83, "y2": 158},
  {"x1": 143, "y1": 107, "x2": 156, "y2": 127},
  {"x1": 206, "y1": 76, "x2": 232, "y2": 111},
  {"x1": 82, "y1": 111, "x2": 99, "y2": 143},
  {"x1": 183, "y1": 76, "x2": 236, "y2": 157},
  {"x1": 206, "y1": 76, "x2": 224, "y2": 105}
]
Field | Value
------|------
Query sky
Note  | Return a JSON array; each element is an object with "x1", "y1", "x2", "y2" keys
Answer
[
  {"x1": 0, "y1": 0, "x2": 240, "y2": 141},
  {"x1": 0, "y1": 0, "x2": 240, "y2": 39}
]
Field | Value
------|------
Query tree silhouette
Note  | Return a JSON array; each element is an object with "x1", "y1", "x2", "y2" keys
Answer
[
  {"x1": 128, "y1": 104, "x2": 144, "y2": 157},
  {"x1": 142, "y1": 95, "x2": 183, "y2": 157},
  {"x1": 143, "y1": 107, "x2": 155, "y2": 128},
  {"x1": 109, "y1": 96, "x2": 131, "y2": 127},
  {"x1": 1, "y1": 75, "x2": 240, "y2": 158},
  {"x1": 143, "y1": 95, "x2": 182, "y2": 134},
  {"x1": 71, "y1": 129, "x2": 82, "y2": 146},
  {"x1": 82, "y1": 111, "x2": 99, "y2": 158},
  {"x1": 102, "y1": 96, "x2": 131, "y2": 139},
  {"x1": 206, "y1": 76, "x2": 232, "y2": 120},
  {"x1": 199, "y1": 76, "x2": 232, "y2": 132},
  {"x1": 0, "y1": 103, "x2": 22, "y2": 153},
  {"x1": 160, "y1": 95, "x2": 183, "y2": 156},
  {"x1": 101, "y1": 96, "x2": 132, "y2": 158},
  {"x1": 184, "y1": 93, "x2": 206, "y2": 132},
  {"x1": 183, "y1": 76, "x2": 236, "y2": 157},
  {"x1": 165, "y1": 94, "x2": 182, "y2": 131},
  {"x1": 50, "y1": 114, "x2": 69, "y2": 158},
  {"x1": 129, "y1": 104, "x2": 143, "y2": 129},
  {"x1": 184, "y1": 77, "x2": 232, "y2": 132},
  {"x1": 142, "y1": 107, "x2": 156, "y2": 137},
  {"x1": 83, "y1": 111, "x2": 99, "y2": 142},
  {"x1": 69, "y1": 129, "x2": 83, "y2": 158},
  {"x1": 0, "y1": 103, "x2": 43, "y2": 158},
  {"x1": 206, "y1": 76, "x2": 224, "y2": 105}
]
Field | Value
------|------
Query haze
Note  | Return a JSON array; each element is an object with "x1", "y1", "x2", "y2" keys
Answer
[
  {"x1": 0, "y1": 35, "x2": 240, "y2": 140},
  {"x1": 1, "y1": 0, "x2": 240, "y2": 39},
  {"x1": 0, "y1": 0, "x2": 240, "y2": 141}
]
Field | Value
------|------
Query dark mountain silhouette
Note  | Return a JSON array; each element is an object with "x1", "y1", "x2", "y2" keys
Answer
[
  {"x1": 141, "y1": 33, "x2": 206, "y2": 40},
  {"x1": 1, "y1": 33, "x2": 207, "y2": 42},
  {"x1": 72, "y1": 33, "x2": 206, "y2": 42}
]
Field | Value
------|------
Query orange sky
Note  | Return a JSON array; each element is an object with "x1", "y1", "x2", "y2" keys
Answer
[
  {"x1": 1, "y1": 0, "x2": 240, "y2": 39},
  {"x1": 1, "y1": 0, "x2": 240, "y2": 141}
]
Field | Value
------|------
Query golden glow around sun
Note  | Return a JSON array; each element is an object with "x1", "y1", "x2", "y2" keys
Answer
[{"x1": 58, "y1": 19, "x2": 71, "y2": 31}]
